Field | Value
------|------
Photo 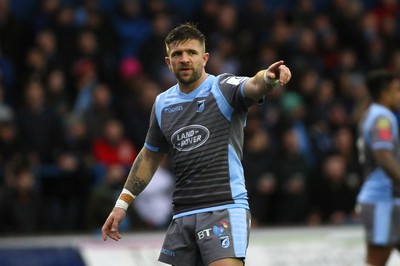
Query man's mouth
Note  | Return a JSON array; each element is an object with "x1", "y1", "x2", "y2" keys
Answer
[{"x1": 180, "y1": 68, "x2": 192, "y2": 73}]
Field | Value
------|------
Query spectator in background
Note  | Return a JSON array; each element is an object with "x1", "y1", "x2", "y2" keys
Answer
[
  {"x1": 139, "y1": 12, "x2": 174, "y2": 85},
  {"x1": 73, "y1": 29, "x2": 117, "y2": 85},
  {"x1": 0, "y1": 119, "x2": 18, "y2": 181},
  {"x1": 45, "y1": 68, "x2": 70, "y2": 118},
  {"x1": 0, "y1": 163, "x2": 46, "y2": 234},
  {"x1": 242, "y1": 110, "x2": 278, "y2": 226},
  {"x1": 30, "y1": 0, "x2": 60, "y2": 34},
  {"x1": 0, "y1": 82, "x2": 14, "y2": 125},
  {"x1": 116, "y1": 58, "x2": 161, "y2": 147},
  {"x1": 0, "y1": 0, "x2": 29, "y2": 75},
  {"x1": 82, "y1": 82, "x2": 117, "y2": 140},
  {"x1": 51, "y1": 4, "x2": 78, "y2": 70},
  {"x1": 44, "y1": 115, "x2": 93, "y2": 231},
  {"x1": 112, "y1": 0, "x2": 152, "y2": 58},
  {"x1": 279, "y1": 92, "x2": 315, "y2": 167},
  {"x1": 332, "y1": 126, "x2": 361, "y2": 176},
  {"x1": 289, "y1": 27, "x2": 323, "y2": 77},
  {"x1": 35, "y1": 29, "x2": 62, "y2": 71},
  {"x1": 21, "y1": 46, "x2": 50, "y2": 91},
  {"x1": 92, "y1": 118, "x2": 138, "y2": 183},
  {"x1": 311, "y1": 153, "x2": 358, "y2": 225},
  {"x1": 61, "y1": 114, "x2": 93, "y2": 168},
  {"x1": 273, "y1": 126, "x2": 311, "y2": 225},
  {"x1": 16, "y1": 78, "x2": 63, "y2": 165},
  {"x1": 206, "y1": 35, "x2": 240, "y2": 75},
  {"x1": 0, "y1": 50, "x2": 15, "y2": 105},
  {"x1": 73, "y1": 0, "x2": 119, "y2": 84},
  {"x1": 71, "y1": 58, "x2": 98, "y2": 115}
]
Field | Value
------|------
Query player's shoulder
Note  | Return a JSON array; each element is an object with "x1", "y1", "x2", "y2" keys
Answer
[
  {"x1": 217, "y1": 73, "x2": 249, "y2": 87},
  {"x1": 155, "y1": 84, "x2": 179, "y2": 105},
  {"x1": 366, "y1": 104, "x2": 397, "y2": 129},
  {"x1": 369, "y1": 104, "x2": 395, "y2": 120}
]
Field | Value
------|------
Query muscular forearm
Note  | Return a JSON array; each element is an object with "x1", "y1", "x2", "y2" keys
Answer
[
  {"x1": 244, "y1": 60, "x2": 291, "y2": 102},
  {"x1": 244, "y1": 70, "x2": 278, "y2": 101},
  {"x1": 124, "y1": 147, "x2": 164, "y2": 195},
  {"x1": 375, "y1": 150, "x2": 400, "y2": 182}
]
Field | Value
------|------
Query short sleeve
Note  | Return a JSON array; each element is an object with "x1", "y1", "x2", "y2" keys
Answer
[
  {"x1": 144, "y1": 103, "x2": 169, "y2": 153},
  {"x1": 217, "y1": 74, "x2": 255, "y2": 113}
]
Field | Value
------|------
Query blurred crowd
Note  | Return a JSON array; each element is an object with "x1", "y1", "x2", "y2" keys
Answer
[{"x1": 0, "y1": 0, "x2": 399, "y2": 235}]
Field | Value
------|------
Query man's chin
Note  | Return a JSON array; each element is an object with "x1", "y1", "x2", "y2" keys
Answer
[{"x1": 177, "y1": 76, "x2": 194, "y2": 84}]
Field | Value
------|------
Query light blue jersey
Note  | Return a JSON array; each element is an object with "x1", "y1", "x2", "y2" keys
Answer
[{"x1": 357, "y1": 103, "x2": 400, "y2": 203}]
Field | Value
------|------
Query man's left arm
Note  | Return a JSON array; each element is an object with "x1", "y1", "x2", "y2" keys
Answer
[{"x1": 244, "y1": 60, "x2": 291, "y2": 102}]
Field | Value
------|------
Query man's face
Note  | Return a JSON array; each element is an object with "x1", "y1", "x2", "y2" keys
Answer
[
  {"x1": 387, "y1": 79, "x2": 400, "y2": 111},
  {"x1": 165, "y1": 39, "x2": 209, "y2": 86}
]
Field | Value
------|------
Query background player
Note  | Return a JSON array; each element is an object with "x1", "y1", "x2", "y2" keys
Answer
[{"x1": 357, "y1": 69, "x2": 400, "y2": 266}]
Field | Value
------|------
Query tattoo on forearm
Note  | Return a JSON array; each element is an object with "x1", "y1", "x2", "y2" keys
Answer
[
  {"x1": 131, "y1": 152, "x2": 143, "y2": 174},
  {"x1": 125, "y1": 153, "x2": 147, "y2": 195},
  {"x1": 125, "y1": 176, "x2": 147, "y2": 196}
]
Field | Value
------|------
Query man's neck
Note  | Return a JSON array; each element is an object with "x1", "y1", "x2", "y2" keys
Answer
[{"x1": 179, "y1": 73, "x2": 208, "y2": 94}]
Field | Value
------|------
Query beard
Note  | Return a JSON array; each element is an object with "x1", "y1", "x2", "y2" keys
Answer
[{"x1": 174, "y1": 67, "x2": 202, "y2": 85}]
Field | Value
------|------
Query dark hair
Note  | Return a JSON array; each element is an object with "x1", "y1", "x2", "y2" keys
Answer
[
  {"x1": 366, "y1": 69, "x2": 396, "y2": 101},
  {"x1": 165, "y1": 22, "x2": 206, "y2": 53}
]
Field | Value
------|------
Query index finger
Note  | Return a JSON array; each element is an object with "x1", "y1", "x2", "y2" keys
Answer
[
  {"x1": 269, "y1": 60, "x2": 285, "y2": 71},
  {"x1": 102, "y1": 217, "x2": 113, "y2": 241}
]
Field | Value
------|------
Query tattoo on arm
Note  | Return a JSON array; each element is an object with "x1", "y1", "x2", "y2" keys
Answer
[{"x1": 124, "y1": 153, "x2": 148, "y2": 195}]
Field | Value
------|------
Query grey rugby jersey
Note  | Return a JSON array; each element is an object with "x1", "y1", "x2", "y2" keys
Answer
[{"x1": 144, "y1": 74, "x2": 256, "y2": 217}]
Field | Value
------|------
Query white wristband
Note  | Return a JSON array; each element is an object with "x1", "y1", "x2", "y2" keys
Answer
[
  {"x1": 114, "y1": 188, "x2": 136, "y2": 211},
  {"x1": 115, "y1": 199, "x2": 129, "y2": 211},
  {"x1": 263, "y1": 71, "x2": 279, "y2": 86}
]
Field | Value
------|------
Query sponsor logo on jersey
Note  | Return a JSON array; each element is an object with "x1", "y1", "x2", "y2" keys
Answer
[
  {"x1": 197, "y1": 228, "x2": 212, "y2": 240},
  {"x1": 213, "y1": 221, "x2": 229, "y2": 236},
  {"x1": 163, "y1": 105, "x2": 183, "y2": 113},
  {"x1": 213, "y1": 221, "x2": 230, "y2": 248},
  {"x1": 197, "y1": 100, "x2": 205, "y2": 112},
  {"x1": 171, "y1": 125, "x2": 210, "y2": 151},
  {"x1": 197, "y1": 221, "x2": 230, "y2": 248},
  {"x1": 161, "y1": 248, "x2": 175, "y2": 257}
]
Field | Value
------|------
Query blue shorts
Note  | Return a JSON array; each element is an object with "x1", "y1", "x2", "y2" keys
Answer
[
  {"x1": 358, "y1": 201, "x2": 400, "y2": 246},
  {"x1": 158, "y1": 208, "x2": 251, "y2": 266}
]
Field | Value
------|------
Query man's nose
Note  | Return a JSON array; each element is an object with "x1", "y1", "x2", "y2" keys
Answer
[{"x1": 180, "y1": 52, "x2": 190, "y2": 62}]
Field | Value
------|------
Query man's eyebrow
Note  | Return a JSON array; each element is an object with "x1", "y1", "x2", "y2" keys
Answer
[{"x1": 171, "y1": 48, "x2": 199, "y2": 55}]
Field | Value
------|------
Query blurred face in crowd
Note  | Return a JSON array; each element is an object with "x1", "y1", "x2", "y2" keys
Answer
[
  {"x1": 165, "y1": 39, "x2": 209, "y2": 92},
  {"x1": 386, "y1": 78, "x2": 400, "y2": 111},
  {"x1": 104, "y1": 119, "x2": 124, "y2": 143}
]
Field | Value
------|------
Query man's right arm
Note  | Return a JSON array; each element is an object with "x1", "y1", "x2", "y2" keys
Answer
[
  {"x1": 124, "y1": 147, "x2": 166, "y2": 196},
  {"x1": 374, "y1": 149, "x2": 400, "y2": 182},
  {"x1": 102, "y1": 147, "x2": 166, "y2": 241}
]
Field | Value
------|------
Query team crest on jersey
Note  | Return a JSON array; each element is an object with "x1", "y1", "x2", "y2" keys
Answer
[
  {"x1": 197, "y1": 100, "x2": 205, "y2": 112},
  {"x1": 220, "y1": 236, "x2": 230, "y2": 248}
]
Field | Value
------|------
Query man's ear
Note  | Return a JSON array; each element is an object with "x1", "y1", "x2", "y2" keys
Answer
[
  {"x1": 165, "y1": 56, "x2": 171, "y2": 69},
  {"x1": 203, "y1": 52, "x2": 209, "y2": 67}
]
